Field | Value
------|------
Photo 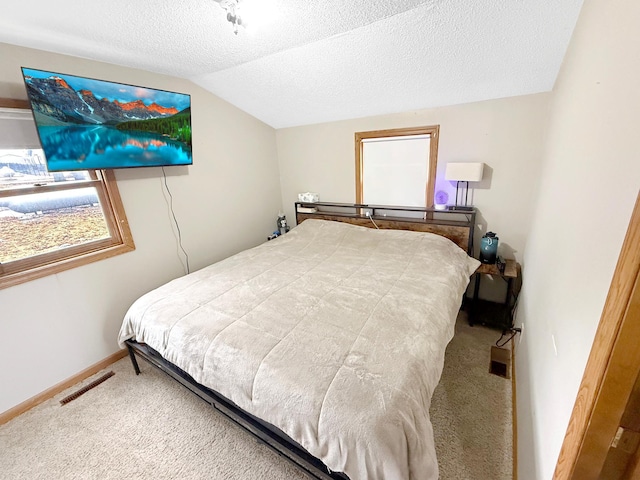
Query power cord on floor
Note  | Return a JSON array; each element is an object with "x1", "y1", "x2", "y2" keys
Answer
[
  {"x1": 365, "y1": 211, "x2": 379, "y2": 229},
  {"x1": 496, "y1": 327, "x2": 522, "y2": 347},
  {"x1": 161, "y1": 167, "x2": 190, "y2": 275}
]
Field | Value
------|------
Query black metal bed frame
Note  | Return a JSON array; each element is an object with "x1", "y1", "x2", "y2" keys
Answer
[
  {"x1": 124, "y1": 204, "x2": 477, "y2": 479},
  {"x1": 125, "y1": 340, "x2": 349, "y2": 480}
]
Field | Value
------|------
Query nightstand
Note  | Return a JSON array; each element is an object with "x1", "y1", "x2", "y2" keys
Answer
[{"x1": 469, "y1": 259, "x2": 521, "y2": 331}]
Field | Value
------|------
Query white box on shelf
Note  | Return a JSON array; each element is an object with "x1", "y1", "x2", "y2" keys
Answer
[
  {"x1": 296, "y1": 206, "x2": 318, "y2": 213},
  {"x1": 298, "y1": 192, "x2": 319, "y2": 203}
]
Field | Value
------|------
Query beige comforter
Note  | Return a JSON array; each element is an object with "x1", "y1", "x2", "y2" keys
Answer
[{"x1": 118, "y1": 219, "x2": 479, "y2": 479}]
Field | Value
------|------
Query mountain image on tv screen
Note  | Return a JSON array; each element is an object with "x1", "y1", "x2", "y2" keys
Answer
[{"x1": 21, "y1": 67, "x2": 192, "y2": 171}]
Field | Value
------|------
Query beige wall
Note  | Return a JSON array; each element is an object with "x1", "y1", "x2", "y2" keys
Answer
[
  {"x1": 277, "y1": 93, "x2": 550, "y2": 268},
  {"x1": 0, "y1": 43, "x2": 281, "y2": 414},
  {"x1": 515, "y1": 0, "x2": 640, "y2": 478},
  {"x1": 6, "y1": 6, "x2": 638, "y2": 475}
]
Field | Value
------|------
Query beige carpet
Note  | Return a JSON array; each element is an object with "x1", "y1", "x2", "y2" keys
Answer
[
  {"x1": 0, "y1": 312, "x2": 512, "y2": 479},
  {"x1": 432, "y1": 313, "x2": 513, "y2": 479}
]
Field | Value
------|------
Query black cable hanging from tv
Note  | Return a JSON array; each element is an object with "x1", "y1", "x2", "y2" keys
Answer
[{"x1": 162, "y1": 167, "x2": 190, "y2": 275}]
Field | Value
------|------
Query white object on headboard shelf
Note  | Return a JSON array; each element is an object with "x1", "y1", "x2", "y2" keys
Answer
[
  {"x1": 298, "y1": 192, "x2": 319, "y2": 203},
  {"x1": 296, "y1": 206, "x2": 318, "y2": 213}
]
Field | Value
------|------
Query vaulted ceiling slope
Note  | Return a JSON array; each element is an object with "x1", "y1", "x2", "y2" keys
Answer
[{"x1": 0, "y1": 0, "x2": 584, "y2": 128}]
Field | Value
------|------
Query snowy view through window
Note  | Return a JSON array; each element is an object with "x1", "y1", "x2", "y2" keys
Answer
[{"x1": 0, "y1": 149, "x2": 109, "y2": 263}]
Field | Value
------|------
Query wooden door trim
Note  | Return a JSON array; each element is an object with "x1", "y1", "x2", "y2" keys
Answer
[{"x1": 554, "y1": 191, "x2": 640, "y2": 479}]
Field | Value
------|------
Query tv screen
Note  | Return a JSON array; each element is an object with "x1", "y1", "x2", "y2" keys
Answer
[{"x1": 21, "y1": 67, "x2": 192, "y2": 171}]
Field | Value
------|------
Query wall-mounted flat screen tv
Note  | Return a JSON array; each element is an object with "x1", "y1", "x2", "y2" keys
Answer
[{"x1": 21, "y1": 67, "x2": 192, "y2": 171}]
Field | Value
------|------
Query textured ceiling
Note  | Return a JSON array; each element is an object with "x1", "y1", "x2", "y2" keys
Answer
[{"x1": 0, "y1": 0, "x2": 584, "y2": 128}]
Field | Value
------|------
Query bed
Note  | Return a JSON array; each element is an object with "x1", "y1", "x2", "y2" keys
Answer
[{"x1": 119, "y1": 204, "x2": 479, "y2": 480}]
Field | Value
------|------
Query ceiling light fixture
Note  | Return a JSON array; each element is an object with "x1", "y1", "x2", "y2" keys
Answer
[{"x1": 213, "y1": 0, "x2": 244, "y2": 35}]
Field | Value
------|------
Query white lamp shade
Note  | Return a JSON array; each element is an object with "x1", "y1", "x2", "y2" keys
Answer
[{"x1": 445, "y1": 162, "x2": 484, "y2": 182}]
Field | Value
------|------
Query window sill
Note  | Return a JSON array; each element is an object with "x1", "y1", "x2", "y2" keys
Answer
[{"x1": 0, "y1": 239, "x2": 135, "y2": 290}]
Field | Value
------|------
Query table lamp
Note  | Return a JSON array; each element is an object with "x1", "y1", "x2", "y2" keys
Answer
[{"x1": 444, "y1": 162, "x2": 484, "y2": 211}]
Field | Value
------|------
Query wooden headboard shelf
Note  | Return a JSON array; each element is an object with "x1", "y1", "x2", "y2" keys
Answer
[{"x1": 295, "y1": 202, "x2": 476, "y2": 253}]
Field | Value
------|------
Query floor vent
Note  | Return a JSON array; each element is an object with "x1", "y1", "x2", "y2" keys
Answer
[
  {"x1": 60, "y1": 371, "x2": 115, "y2": 405},
  {"x1": 489, "y1": 346, "x2": 511, "y2": 379}
]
